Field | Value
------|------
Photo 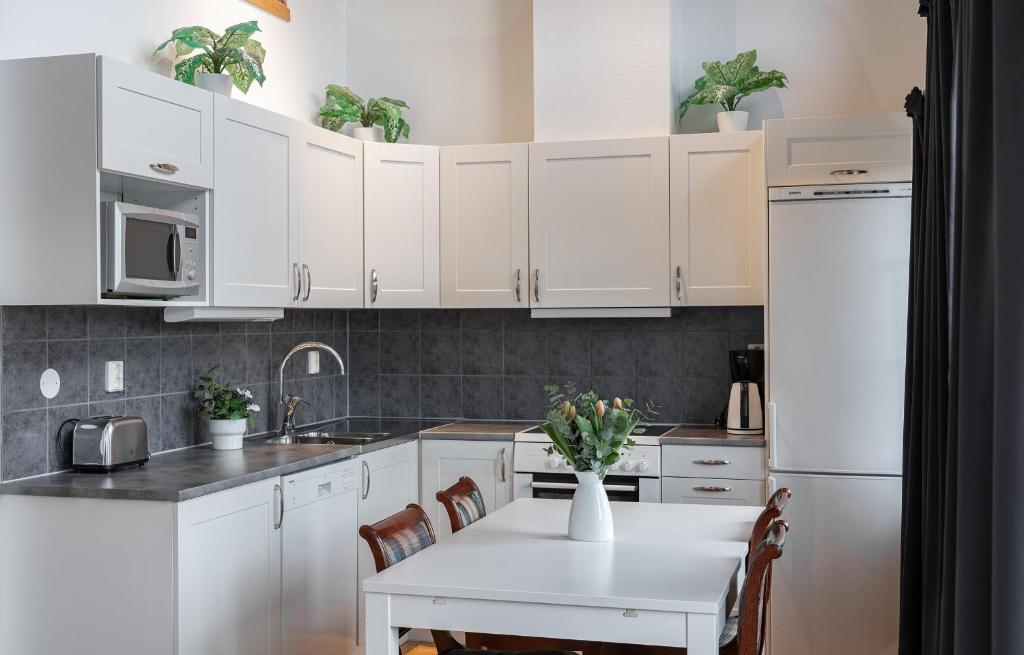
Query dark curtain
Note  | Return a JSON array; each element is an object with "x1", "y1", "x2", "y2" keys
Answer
[{"x1": 901, "y1": 1, "x2": 1024, "y2": 653}]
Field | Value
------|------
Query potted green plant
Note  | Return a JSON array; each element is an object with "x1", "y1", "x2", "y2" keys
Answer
[
  {"x1": 318, "y1": 85, "x2": 411, "y2": 143},
  {"x1": 539, "y1": 384, "x2": 644, "y2": 542},
  {"x1": 195, "y1": 366, "x2": 260, "y2": 450},
  {"x1": 154, "y1": 21, "x2": 267, "y2": 96},
  {"x1": 679, "y1": 49, "x2": 787, "y2": 133}
]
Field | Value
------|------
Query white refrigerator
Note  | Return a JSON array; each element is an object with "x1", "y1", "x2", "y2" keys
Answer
[{"x1": 767, "y1": 182, "x2": 911, "y2": 655}]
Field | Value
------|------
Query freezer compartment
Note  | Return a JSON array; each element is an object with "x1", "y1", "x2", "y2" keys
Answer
[{"x1": 768, "y1": 473, "x2": 901, "y2": 655}]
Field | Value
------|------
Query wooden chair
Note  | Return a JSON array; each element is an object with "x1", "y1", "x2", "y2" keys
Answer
[
  {"x1": 597, "y1": 519, "x2": 790, "y2": 655},
  {"x1": 745, "y1": 488, "x2": 791, "y2": 568},
  {"x1": 359, "y1": 504, "x2": 577, "y2": 655},
  {"x1": 436, "y1": 476, "x2": 487, "y2": 533}
]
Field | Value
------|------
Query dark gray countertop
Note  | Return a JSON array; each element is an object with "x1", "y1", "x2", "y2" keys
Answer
[
  {"x1": 660, "y1": 425, "x2": 766, "y2": 447},
  {"x1": 420, "y1": 420, "x2": 536, "y2": 440}
]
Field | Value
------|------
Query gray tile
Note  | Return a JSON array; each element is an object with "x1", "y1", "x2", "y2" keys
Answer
[
  {"x1": 46, "y1": 306, "x2": 87, "y2": 340},
  {"x1": 272, "y1": 333, "x2": 309, "y2": 381},
  {"x1": 159, "y1": 336, "x2": 192, "y2": 394},
  {"x1": 591, "y1": 331, "x2": 637, "y2": 376},
  {"x1": 546, "y1": 376, "x2": 592, "y2": 400},
  {"x1": 3, "y1": 341, "x2": 48, "y2": 412},
  {"x1": 159, "y1": 319, "x2": 192, "y2": 336},
  {"x1": 381, "y1": 331, "x2": 419, "y2": 374},
  {"x1": 318, "y1": 331, "x2": 347, "y2": 376},
  {"x1": 245, "y1": 318, "x2": 272, "y2": 334},
  {"x1": 160, "y1": 394, "x2": 195, "y2": 449},
  {"x1": 461, "y1": 309, "x2": 503, "y2": 331},
  {"x1": 216, "y1": 335, "x2": 247, "y2": 386},
  {"x1": 313, "y1": 309, "x2": 335, "y2": 333},
  {"x1": 48, "y1": 404, "x2": 87, "y2": 472},
  {"x1": 88, "y1": 398, "x2": 126, "y2": 419},
  {"x1": 218, "y1": 321, "x2": 246, "y2": 335},
  {"x1": 420, "y1": 309, "x2": 461, "y2": 331},
  {"x1": 681, "y1": 377, "x2": 730, "y2": 424},
  {"x1": 683, "y1": 331, "x2": 730, "y2": 378},
  {"x1": 349, "y1": 375, "x2": 380, "y2": 416},
  {"x1": 89, "y1": 338, "x2": 126, "y2": 403},
  {"x1": 348, "y1": 310, "x2": 379, "y2": 331},
  {"x1": 503, "y1": 331, "x2": 546, "y2": 375},
  {"x1": 380, "y1": 375, "x2": 419, "y2": 417},
  {"x1": 636, "y1": 376, "x2": 685, "y2": 423},
  {"x1": 333, "y1": 376, "x2": 349, "y2": 418},
  {"x1": 546, "y1": 331, "x2": 591, "y2": 377},
  {"x1": 310, "y1": 376, "x2": 335, "y2": 422},
  {"x1": 728, "y1": 306, "x2": 765, "y2": 331},
  {"x1": 636, "y1": 314, "x2": 682, "y2": 332},
  {"x1": 420, "y1": 376, "x2": 461, "y2": 418},
  {"x1": 543, "y1": 317, "x2": 590, "y2": 332},
  {"x1": 461, "y1": 331, "x2": 501, "y2": 375},
  {"x1": 191, "y1": 321, "x2": 220, "y2": 336},
  {"x1": 271, "y1": 309, "x2": 294, "y2": 333},
  {"x1": 2, "y1": 409, "x2": 47, "y2": 480},
  {"x1": 245, "y1": 332, "x2": 273, "y2": 384},
  {"x1": 502, "y1": 308, "x2": 535, "y2": 330},
  {"x1": 591, "y1": 375, "x2": 637, "y2": 404},
  {"x1": 380, "y1": 309, "x2": 419, "y2": 331},
  {"x1": 348, "y1": 332, "x2": 380, "y2": 375},
  {"x1": 502, "y1": 376, "x2": 548, "y2": 420},
  {"x1": 48, "y1": 340, "x2": 88, "y2": 406},
  {"x1": 87, "y1": 306, "x2": 125, "y2": 338},
  {"x1": 332, "y1": 310, "x2": 349, "y2": 332},
  {"x1": 125, "y1": 308, "x2": 162, "y2": 337},
  {"x1": 586, "y1": 317, "x2": 639, "y2": 333},
  {"x1": 730, "y1": 331, "x2": 765, "y2": 350},
  {"x1": 637, "y1": 332, "x2": 683, "y2": 377},
  {"x1": 124, "y1": 338, "x2": 161, "y2": 398},
  {"x1": 249, "y1": 383, "x2": 271, "y2": 434},
  {"x1": 680, "y1": 307, "x2": 730, "y2": 332},
  {"x1": 126, "y1": 395, "x2": 162, "y2": 454},
  {"x1": 291, "y1": 308, "x2": 315, "y2": 332},
  {"x1": 462, "y1": 376, "x2": 502, "y2": 420},
  {"x1": 2, "y1": 306, "x2": 46, "y2": 341},
  {"x1": 421, "y1": 331, "x2": 462, "y2": 375}
]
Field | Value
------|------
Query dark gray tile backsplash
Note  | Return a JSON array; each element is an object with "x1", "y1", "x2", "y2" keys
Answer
[{"x1": 0, "y1": 305, "x2": 763, "y2": 481}]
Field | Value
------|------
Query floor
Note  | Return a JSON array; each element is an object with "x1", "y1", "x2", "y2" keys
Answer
[{"x1": 402, "y1": 643, "x2": 437, "y2": 655}]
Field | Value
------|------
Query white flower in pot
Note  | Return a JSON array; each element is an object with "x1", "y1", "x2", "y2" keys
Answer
[
  {"x1": 318, "y1": 85, "x2": 411, "y2": 143},
  {"x1": 195, "y1": 366, "x2": 260, "y2": 451},
  {"x1": 679, "y1": 49, "x2": 787, "y2": 133},
  {"x1": 153, "y1": 21, "x2": 268, "y2": 97}
]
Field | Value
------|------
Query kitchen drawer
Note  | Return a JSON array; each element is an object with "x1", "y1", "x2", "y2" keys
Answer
[
  {"x1": 662, "y1": 477, "x2": 765, "y2": 506},
  {"x1": 98, "y1": 56, "x2": 214, "y2": 188},
  {"x1": 661, "y1": 444, "x2": 765, "y2": 480}
]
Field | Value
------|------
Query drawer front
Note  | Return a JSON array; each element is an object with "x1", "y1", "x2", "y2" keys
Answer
[
  {"x1": 661, "y1": 444, "x2": 765, "y2": 479},
  {"x1": 99, "y1": 57, "x2": 214, "y2": 188},
  {"x1": 662, "y1": 477, "x2": 765, "y2": 506}
]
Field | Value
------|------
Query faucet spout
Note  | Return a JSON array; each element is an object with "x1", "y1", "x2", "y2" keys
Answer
[{"x1": 277, "y1": 341, "x2": 346, "y2": 436}]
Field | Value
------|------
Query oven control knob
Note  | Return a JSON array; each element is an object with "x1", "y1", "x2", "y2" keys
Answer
[
  {"x1": 637, "y1": 461, "x2": 650, "y2": 473},
  {"x1": 622, "y1": 459, "x2": 636, "y2": 472},
  {"x1": 548, "y1": 457, "x2": 561, "y2": 469}
]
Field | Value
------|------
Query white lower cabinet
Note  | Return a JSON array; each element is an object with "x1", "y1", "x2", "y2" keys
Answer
[
  {"x1": 420, "y1": 439, "x2": 514, "y2": 539},
  {"x1": 661, "y1": 444, "x2": 766, "y2": 507},
  {"x1": 661, "y1": 476, "x2": 765, "y2": 506},
  {"x1": 356, "y1": 441, "x2": 420, "y2": 644}
]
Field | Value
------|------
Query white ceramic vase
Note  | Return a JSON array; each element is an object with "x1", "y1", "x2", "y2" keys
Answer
[
  {"x1": 568, "y1": 471, "x2": 614, "y2": 542},
  {"x1": 717, "y1": 110, "x2": 750, "y2": 133},
  {"x1": 205, "y1": 418, "x2": 247, "y2": 450},
  {"x1": 196, "y1": 72, "x2": 233, "y2": 96},
  {"x1": 352, "y1": 125, "x2": 384, "y2": 142}
]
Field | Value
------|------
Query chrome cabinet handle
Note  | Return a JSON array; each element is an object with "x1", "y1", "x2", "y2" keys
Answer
[
  {"x1": 675, "y1": 265, "x2": 682, "y2": 301},
  {"x1": 302, "y1": 264, "x2": 311, "y2": 302},
  {"x1": 514, "y1": 269, "x2": 522, "y2": 303},
  {"x1": 292, "y1": 263, "x2": 302, "y2": 302},
  {"x1": 830, "y1": 169, "x2": 868, "y2": 176},
  {"x1": 370, "y1": 269, "x2": 379, "y2": 303},
  {"x1": 273, "y1": 483, "x2": 284, "y2": 529},
  {"x1": 362, "y1": 460, "x2": 371, "y2": 499},
  {"x1": 692, "y1": 458, "x2": 731, "y2": 466},
  {"x1": 693, "y1": 485, "x2": 732, "y2": 493},
  {"x1": 533, "y1": 269, "x2": 540, "y2": 303},
  {"x1": 149, "y1": 163, "x2": 179, "y2": 175},
  {"x1": 499, "y1": 447, "x2": 507, "y2": 482}
]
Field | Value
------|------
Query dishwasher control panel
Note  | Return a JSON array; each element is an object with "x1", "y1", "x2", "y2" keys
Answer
[{"x1": 283, "y1": 459, "x2": 359, "y2": 510}]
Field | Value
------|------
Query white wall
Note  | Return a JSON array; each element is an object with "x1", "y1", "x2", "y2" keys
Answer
[
  {"x1": 0, "y1": 0, "x2": 347, "y2": 123},
  {"x1": 673, "y1": 0, "x2": 739, "y2": 134},
  {"x1": 533, "y1": 0, "x2": 673, "y2": 141},
  {"x1": 346, "y1": 0, "x2": 532, "y2": 146}
]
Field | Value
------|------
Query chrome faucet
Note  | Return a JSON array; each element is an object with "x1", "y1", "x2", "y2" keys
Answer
[{"x1": 277, "y1": 341, "x2": 346, "y2": 436}]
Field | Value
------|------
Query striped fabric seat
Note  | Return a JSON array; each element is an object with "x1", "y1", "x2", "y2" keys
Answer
[
  {"x1": 453, "y1": 488, "x2": 486, "y2": 528},
  {"x1": 437, "y1": 476, "x2": 490, "y2": 533},
  {"x1": 379, "y1": 519, "x2": 435, "y2": 567}
]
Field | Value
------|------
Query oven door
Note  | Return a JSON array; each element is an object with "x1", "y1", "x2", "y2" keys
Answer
[
  {"x1": 103, "y1": 201, "x2": 200, "y2": 297},
  {"x1": 526, "y1": 472, "x2": 642, "y2": 503}
]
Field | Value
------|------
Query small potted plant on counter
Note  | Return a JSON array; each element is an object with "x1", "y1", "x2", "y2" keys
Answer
[
  {"x1": 154, "y1": 20, "x2": 267, "y2": 96},
  {"x1": 679, "y1": 49, "x2": 787, "y2": 132},
  {"x1": 539, "y1": 384, "x2": 645, "y2": 542},
  {"x1": 195, "y1": 366, "x2": 260, "y2": 451},
  {"x1": 318, "y1": 84, "x2": 411, "y2": 143}
]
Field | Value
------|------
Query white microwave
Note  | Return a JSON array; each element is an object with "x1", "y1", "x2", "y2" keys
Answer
[{"x1": 101, "y1": 201, "x2": 203, "y2": 298}]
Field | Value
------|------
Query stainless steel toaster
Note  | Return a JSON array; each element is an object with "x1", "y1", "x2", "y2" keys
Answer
[{"x1": 71, "y1": 416, "x2": 150, "y2": 472}]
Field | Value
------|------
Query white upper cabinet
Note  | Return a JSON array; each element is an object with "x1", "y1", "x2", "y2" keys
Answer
[
  {"x1": 764, "y1": 113, "x2": 912, "y2": 187},
  {"x1": 212, "y1": 96, "x2": 297, "y2": 307},
  {"x1": 529, "y1": 137, "x2": 670, "y2": 308},
  {"x1": 98, "y1": 57, "x2": 214, "y2": 189},
  {"x1": 364, "y1": 142, "x2": 440, "y2": 308},
  {"x1": 296, "y1": 125, "x2": 364, "y2": 308},
  {"x1": 670, "y1": 132, "x2": 765, "y2": 306},
  {"x1": 440, "y1": 144, "x2": 529, "y2": 308}
]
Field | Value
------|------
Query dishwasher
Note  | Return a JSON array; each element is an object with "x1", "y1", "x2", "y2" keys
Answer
[{"x1": 280, "y1": 459, "x2": 360, "y2": 655}]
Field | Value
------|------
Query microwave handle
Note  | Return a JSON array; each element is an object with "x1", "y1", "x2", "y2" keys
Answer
[{"x1": 166, "y1": 231, "x2": 182, "y2": 279}]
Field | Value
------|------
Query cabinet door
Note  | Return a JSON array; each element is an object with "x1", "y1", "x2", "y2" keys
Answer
[
  {"x1": 297, "y1": 125, "x2": 364, "y2": 308},
  {"x1": 440, "y1": 144, "x2": 529, "y2": 308},
  {"x1": 661, "y1": 476, "x2": 765, "y2": 506},
  {"x1": 177, "y1": 477, "x2": 282, "y2": 655},
  {"x1": 529, "y1": 137, "x2": 669, "y2": 308},
  {"x1": 670, "y1": 132, "x2": 765, "y2": 306},
  {"x1": 355, "y1": 441, "x2": 419, "y2": 644},
  {"x1": 213, "y1": 96, "x2": 298, "y2": 307},
  {"x1": 420, "y1": 439, "x2": 513, "y2": 539},
  {"x1": 364, "y1": 142, "x2": 440, "y2": 308},
  {"x1": 99, "y1": 56, "x2": 214, "y2": 188}
]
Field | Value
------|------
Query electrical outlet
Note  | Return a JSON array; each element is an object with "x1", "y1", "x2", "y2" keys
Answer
[
  {"x1": 307, "y1": 350, "x2": 320, "y2": 375},
  {"x1": 105, "y1": 360, "x2": 124, "y2": 393}
]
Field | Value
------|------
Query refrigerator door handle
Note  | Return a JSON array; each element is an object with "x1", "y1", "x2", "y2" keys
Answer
[{"x1": 766, "y1": 401, "x2": 778, "y2": 467}]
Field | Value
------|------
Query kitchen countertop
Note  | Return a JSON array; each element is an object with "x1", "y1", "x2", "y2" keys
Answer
[
  {"x1": 420, "y1": 420, "x2": 537, "y2": 441},
  {"x1": 660, "y1": 425, "x2": 766, "y2": 447}
]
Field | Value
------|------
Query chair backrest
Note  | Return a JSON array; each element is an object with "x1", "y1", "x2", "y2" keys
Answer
[
  {"x1": 436, "y1": 476, "x2": 487, "y2": 533},
  {"x1": 358, "y1": 503, "x2": 437, "y2": 573},
  {"x1": 736, "y1": 518, "x2": 789, "y2": 655},
  {"x1": 747, "y1": 487, "x2": 791, "y2": 566}
]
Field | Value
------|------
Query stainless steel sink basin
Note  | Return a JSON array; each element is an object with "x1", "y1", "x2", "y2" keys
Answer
[{"x1": 263, "y1": 432, "x2": 389, "y2": 446}]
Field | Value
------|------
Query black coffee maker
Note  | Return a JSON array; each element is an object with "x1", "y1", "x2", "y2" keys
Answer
[{"x1": 717, "y1": 346, "x2": 765, "y2": 428}]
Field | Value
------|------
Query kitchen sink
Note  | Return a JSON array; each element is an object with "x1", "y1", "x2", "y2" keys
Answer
[{"x1": 262, "y1": 432, "x2": 389, "y2": 446}]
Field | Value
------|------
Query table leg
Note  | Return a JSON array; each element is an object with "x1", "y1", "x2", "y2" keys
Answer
[
  {"x1": 686, "y1": 613, "x2": 719, "y2": 655},
  {"x1": 365, "y1": 592, "x2": 400, "y2": 655}
]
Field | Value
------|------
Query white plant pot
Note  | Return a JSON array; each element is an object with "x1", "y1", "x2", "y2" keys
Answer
[
  {"x1": 196, "y1": 72, "x2": 234, "y2": 96},
  {"x1": 717, "y1": 110, "x2": 750, "y2": 133},
  {"x1": 352, "y1": 125, "x2": 384, "y2": 142},
  {"x1": 568, "y1": 471, "x2": 614, "y2": 542},
  {"x1": 205, "y1": 418, "x2": 247, "y2": 451}
]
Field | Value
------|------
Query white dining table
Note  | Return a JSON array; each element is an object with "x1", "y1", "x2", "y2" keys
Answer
[{"x1": 363, "y1": 498, "x2": 763, "y2": 655}]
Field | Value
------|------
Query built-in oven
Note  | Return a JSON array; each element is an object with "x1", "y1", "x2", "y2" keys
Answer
[{"x1": 101, "y1": 201, "x2": 202, "y2": 298}]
